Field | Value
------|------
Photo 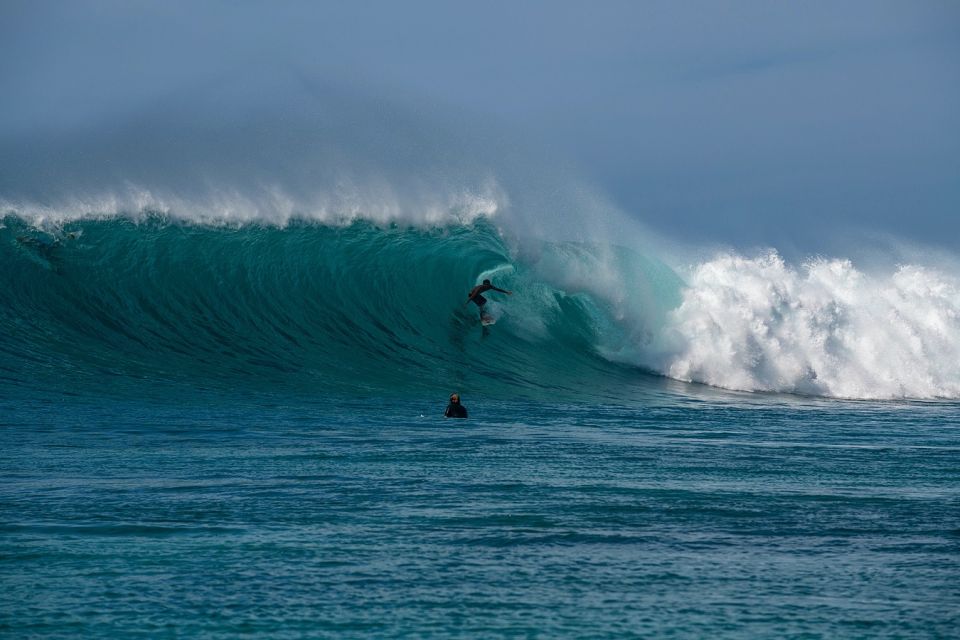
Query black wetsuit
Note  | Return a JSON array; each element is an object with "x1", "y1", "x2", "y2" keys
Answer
[{"x1": 444, "y1": 402, "x2": 468, "y2": 418}]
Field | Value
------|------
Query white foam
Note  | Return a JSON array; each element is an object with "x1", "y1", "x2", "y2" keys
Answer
[
  {"x1": 655, "y1": 251, "x2": 960, "y2": 399},
  {"x1": 0, "y1": 179, "x2": 504, "y2": 229}
]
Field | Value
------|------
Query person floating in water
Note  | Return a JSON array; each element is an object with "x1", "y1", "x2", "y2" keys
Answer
[
  {"x1": 444, "y1": 393, "x2": 468, "y2": 418},
  {"x1": 466, "y1": 279, "x2": 512, "y2": 321}
]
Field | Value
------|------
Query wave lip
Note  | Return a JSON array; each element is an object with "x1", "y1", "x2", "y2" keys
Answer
[
  {"x1": 0, "y1": 180, "x2": 505, "y2": 229},
  {"x1": 659, "y1": 251, "x2": 960, "y2": 399}
]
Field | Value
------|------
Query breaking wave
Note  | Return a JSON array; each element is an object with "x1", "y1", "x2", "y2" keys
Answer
[{"x1": 1, "y1": 210, "x2": 957, "y2": 401}]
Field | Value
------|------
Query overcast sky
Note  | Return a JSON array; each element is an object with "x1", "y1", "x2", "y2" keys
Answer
[{"x1": 2, "y1": 1, "x2": 958, "y2": 254}]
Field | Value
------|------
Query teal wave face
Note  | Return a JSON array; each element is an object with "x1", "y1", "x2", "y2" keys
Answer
[
  {"x1": 6, "y1": 212, "x2": 959, "y2": 401},
  {"x1": 0, "y1": 215, "x2": 680, "y2": 400}
]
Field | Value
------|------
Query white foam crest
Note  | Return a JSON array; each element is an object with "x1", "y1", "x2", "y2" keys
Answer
[
  {"x1": 656, "y1": 251, "x2": 960, "y2": 399},
  {"x1": 0, "y1": 179, "x2": 504, "y2": 229}
]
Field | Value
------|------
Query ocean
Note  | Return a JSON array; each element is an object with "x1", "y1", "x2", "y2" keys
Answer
[{"x1": 1, "y1": 214, "x2": 958, "y2": 638}]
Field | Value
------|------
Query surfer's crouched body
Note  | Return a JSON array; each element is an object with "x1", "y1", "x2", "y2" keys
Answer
[
  {"x1": 444, "y1": 393, "x2": 467, "y2": 419},
  {"x1": 466, "y1": 279, "x2": 512, "y2": 318}
]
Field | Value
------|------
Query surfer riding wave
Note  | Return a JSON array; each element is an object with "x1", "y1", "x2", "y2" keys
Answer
[{"x1": 466, "y1": 279, "x2": 512, "y2": 322}]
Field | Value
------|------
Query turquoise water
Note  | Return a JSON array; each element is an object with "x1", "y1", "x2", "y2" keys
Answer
[
  {"x1": 2, "y1": 392, "x2": 958, "y2": 637},
  {"x1": 2, "y1": 217, "x2": 959, "y2": 637}
]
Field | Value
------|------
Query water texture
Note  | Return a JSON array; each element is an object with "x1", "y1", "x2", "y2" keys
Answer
[
  {"x1": 1, "y1": 215, "x2": 958, "y2": 638},
  {"x1": 1, "y1": 395, "x2": 957, "y2": 638},
  {"x1": 3, "y1": 215, "x2": 958, "y2": 400}
]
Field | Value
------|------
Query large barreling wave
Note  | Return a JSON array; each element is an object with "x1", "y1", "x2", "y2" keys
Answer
[
  {"x1": 0, "y1": 211, "x2": 679, "y2": 400},
  {"x1": 2, "y1": 71, "x2": 958, "y2": 401},
  {"x1": 2, "y1": 209, "x2": 959, "y2": 401}
]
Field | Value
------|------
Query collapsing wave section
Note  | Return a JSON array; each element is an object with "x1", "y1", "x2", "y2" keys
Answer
[
  {"x1": 658, "y1": 252, "x2": 960, "y2": 399},
  {"x1": 2, "y1": 214, "x2": 958, "y2": 400}
]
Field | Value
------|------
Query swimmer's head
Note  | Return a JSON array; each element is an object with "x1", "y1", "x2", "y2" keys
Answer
[
  {"x1": 450, "y1": 393, "x2": 460, "y2": 403},
  {"x1": 483, "y1": 279, "x2": 491, "y2": 285}
]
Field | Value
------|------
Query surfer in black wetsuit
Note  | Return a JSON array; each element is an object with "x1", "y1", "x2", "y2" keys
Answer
[
  {"x1": 466, "y1": 279, "x2": 512, "y2": 319},
  {"x1": 444, "y1": 393, "x2": 468, "y2": 418}
]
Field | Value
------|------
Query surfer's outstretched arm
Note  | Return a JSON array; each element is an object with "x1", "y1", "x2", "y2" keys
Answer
[{"x1": 492, "y1": 287, "x2": 512, "y2": 295}]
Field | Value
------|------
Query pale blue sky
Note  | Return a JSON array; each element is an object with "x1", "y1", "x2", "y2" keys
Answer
[{"x1": 2, "y1": 1, "x2": 958, "y2": 253}]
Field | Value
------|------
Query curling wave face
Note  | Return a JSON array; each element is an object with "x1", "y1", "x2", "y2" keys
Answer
[
  {"x1": 0, "y1": 214, "x2": 679, "y2": 400},
  {"x1": 2, "y1": 213, "x2": 958, "y2": 401}
]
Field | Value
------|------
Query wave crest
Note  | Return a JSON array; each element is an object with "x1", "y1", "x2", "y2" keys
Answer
[{"x1": 0, "y1": 180, "x2": 504, "y2": 229}]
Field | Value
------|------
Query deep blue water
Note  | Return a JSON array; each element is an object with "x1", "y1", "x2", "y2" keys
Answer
[
  {"x1": 2, "y1": 390, "x2": 958, "y2": 638},
  {"x1": 2, "y1": 217, "x2": 959, "y2": 637}
]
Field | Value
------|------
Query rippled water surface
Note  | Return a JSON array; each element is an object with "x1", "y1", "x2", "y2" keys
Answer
[{"x1": 2, "y1": 392, "x2": 957, "y2": 638}]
